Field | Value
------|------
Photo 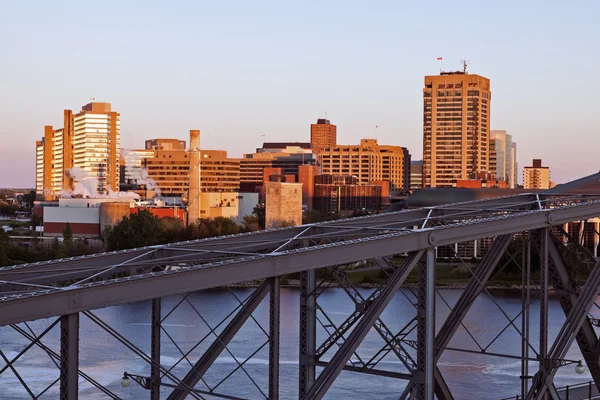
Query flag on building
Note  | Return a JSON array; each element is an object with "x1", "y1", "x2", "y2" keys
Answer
[{"x1": 437, "y1": 57, "x2": 442, "y2": 61}]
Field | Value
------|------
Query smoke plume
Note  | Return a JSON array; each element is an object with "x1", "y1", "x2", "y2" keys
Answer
[{"x1": 122, "y1": 149, "x2": 162, "y2": 195}]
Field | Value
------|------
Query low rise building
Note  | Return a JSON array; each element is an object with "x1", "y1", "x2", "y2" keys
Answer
[
  {"x1": 318, "y1": 139, "x2": 411, "y2": 192},
  {"x1": 313, "y1": 175, "x2": 383, "y2": 215}
]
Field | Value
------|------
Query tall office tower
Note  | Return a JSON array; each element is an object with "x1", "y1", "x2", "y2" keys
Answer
[
  {"x1": 423, "y1": 71, "x2": 492, "y2": 187},
  {"x1": 73, "y1": 103, "x2": 120, "y2": 194},
  {"x1": 523, "y1": 159, "x2": 551, "y2": 190},
  {"x1": 490, "y1": 130, "x2": 518, "y2": 188},
  {"x1": 310, "y1": 118, "x2": 337, "y2": 152},
  {"x1": 318, "y1": 139, "x2": 411, "y2": 192},
  {"x1": 35, "y1": 102, "x2": 120, "y2": 199}
]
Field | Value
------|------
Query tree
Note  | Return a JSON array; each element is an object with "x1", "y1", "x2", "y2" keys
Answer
[
  {"x1": 252, "y1": 204, "x2": 266, "y2": 230},
  {"x1": 267, "y1": 220, "x2": 295, "y2": 229},
  {"x1": 185, "y1": 217, "x2": 241, "y2": 240},
  {"x1": 62, "y1": 223, "x2": 73, "y2": 249},
  {"x1": 104, "y1": 210, "x2": 164, "y2": 251},
  {"x1": 161, "y1": 217, "x2": 184, "y2": 243},
  {"x1": 242, "y1": 214, "x2": 260, "y2": 232}
]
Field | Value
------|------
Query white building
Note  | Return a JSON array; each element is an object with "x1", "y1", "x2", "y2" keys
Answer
[
  {"x1": 491, "y1": 130, "x2": 518, "y2": 188},
  {"x1": 72, "y1": 103, "x2": 120, "y2": 194}
]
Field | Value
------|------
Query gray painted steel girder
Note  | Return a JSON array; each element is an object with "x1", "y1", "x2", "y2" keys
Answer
[
  {"x1": 300, "y1": 251, "x2": 425, "y2": 400},
  {"x1": 2, "y1": 200, "x2": 599, "y2": 327},
  {"x1": 167, "y1": 280, "x2": 272, "y2": 400}
]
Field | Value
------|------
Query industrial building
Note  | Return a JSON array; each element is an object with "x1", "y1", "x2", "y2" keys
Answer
[
  {"x1": 39, "y1": 198, "x2": 186, "y2": 238},
  {"x1": 35, "y1": 102, "x2": 121, "y2": 199},
  {"x1": 318, "y1": 139, "x2": 411, "y2": 192}
]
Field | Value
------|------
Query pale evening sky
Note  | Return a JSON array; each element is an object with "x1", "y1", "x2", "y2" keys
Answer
[{"x1": 0, "y1": 0, "x2": 598, "y2": 188}]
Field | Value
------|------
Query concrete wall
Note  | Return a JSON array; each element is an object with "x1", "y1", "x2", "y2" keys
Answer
[{"x1": 265, "y1": 182, "x2": 302, "y2": 228}]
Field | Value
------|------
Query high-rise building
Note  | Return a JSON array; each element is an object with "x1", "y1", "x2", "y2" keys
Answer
[
  {"x1": 73, "y1": 103, "x2": 120, "y2": 193},
  {"x1": 318, "y1": 139, "x2": 411, "y2": 192},
  {"x1": 410, "y1": 160, "x2": 423, "y2": 190},
  {"x1": 310, "y1": 119, "x2": 337, "y2": 151},
  {"x1": 524, "y1": 159, "x2": 551, "y2": 190},
  {"x1": 491, "y1": 130, "x2": 518, "y2": 188},
  {"x1": 35, "y1": 102, "x2": 120, "y2": 199},
  {"x1": 423, "y1": 71, "x2": 492, "y2": 187}
]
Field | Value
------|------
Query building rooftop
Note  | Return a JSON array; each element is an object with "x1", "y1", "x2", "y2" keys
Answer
[{"x1": 261, "y1": 142, "x2": 312, "y2": 150}]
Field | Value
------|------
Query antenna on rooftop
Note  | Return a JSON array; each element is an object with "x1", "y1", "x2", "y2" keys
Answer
[{"x1": 460, "y1": 59, "x2": 471, "y2": 74}]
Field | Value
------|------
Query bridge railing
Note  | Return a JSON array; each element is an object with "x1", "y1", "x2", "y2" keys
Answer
[{"x1": 499, "y1": 381, "x2": 600, "y2": 400}]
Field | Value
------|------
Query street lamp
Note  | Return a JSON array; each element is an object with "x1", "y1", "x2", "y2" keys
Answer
[
  {"x1": 121, "y1": 372, "x2": 131, "y2": 387},
  {"x1": 575, "y1": 360, "x2": 585, "y2": 375}
]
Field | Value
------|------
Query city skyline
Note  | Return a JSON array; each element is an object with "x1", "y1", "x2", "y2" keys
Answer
[{"x1": 1, "y1": 1, "x2": 599, "y2": 187}]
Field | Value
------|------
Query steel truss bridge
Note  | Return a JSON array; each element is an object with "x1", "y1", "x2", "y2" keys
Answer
[{"x1": 3, "y1": 187, "x2": 600, "y2": 399}]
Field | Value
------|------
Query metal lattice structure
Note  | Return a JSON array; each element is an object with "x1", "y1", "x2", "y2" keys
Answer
[{"x1": 3, "y1": 188, "x2": 600, "y2": 399}]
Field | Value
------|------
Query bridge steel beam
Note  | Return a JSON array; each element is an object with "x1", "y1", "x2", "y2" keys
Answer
[
  {"x1": 423, "y1": 234, "x2": 513, "y2": 400},
  {"x1": 4, "y1": 202, "x2": 600, "y2": 327},
  {"x1": 318, "y1": 260, "x2": 418, "y2": 375},
  {"x1": 544, "y1": 235, "x2": 600, "y2": 388},
  {"x1": 150, "y1": 298, "x2": 161, "y2": 400},
  {"x1": 167, "y1": 280, "x2": 272, "y2": 400},
  {"x1": 300, "y1": 250, "x2": 424, "y2": 400},
  {"x1": 59, "y1": 313, "x2": 79, "y2": 400},
  {"x1": 299, "y1": 270, "x2": 317, "y2": 398},
  {"x1": 525, "y1": 257, "x2": 600, "y2": 399},
  {"x1": 269, "y1": 276, "x2": 280, "y2": 400}
]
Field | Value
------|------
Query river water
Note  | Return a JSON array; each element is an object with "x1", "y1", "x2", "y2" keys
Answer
[{"x1": 0, "y1": 288, "x2": 597, "y2": 399}]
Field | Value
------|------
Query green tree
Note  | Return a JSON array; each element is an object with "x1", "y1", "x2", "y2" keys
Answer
[
  {"x1": 62, "y1": 223, "x2": 73, "y2": 249},
  {"x1": 161, "y1": 217, "x2": 184, "y2": 243},
  {"x1": 242, "y1": 214, "x2": 260, "y2": 232},
  {"x1": 252, "y1": 204, "x2": 266, "y2": 230},
  {"x1": 104, "y1": 209, "x2": 164, "y2": 251},
  {"x1": 185, "y1": 217, "x2": 241, "y2": 240}
]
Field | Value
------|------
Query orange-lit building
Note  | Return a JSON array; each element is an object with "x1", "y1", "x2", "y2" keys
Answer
[
  {"x1": 35, "y1": 102, "x2": 121, "y2": 199},
  {"x1": 138, "y1": 138, "x2": 240, "y2": 197},
  {"x1": 318, "y1": 139, "x2": 411, "y2": 192},
  {"x1": 423, "y1": 71, "x2": 492, "y2": 188},
  {"x1": 310, "y1": 118, "x2": 337, "y2": 152},
  {"x1": 455, "y1": 179, "x2": 508, "y2": 189}
]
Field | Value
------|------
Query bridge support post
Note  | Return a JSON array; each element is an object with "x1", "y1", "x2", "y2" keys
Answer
[
  {"x1": 425, "y1": 249, "x2": 436, "y2": 400},
  {"x1": 300, "y1": 251, "x2": 424, "y2": 400},
  {"x1": 299, "y1": 270, "x2": 316, "y2": 398},
  {"x1": 416, "y1": 249, "x2": 436, "y2": 400},
  {"x1": 151, "y1": 298, "x2": 161, "y2": 400},
  {"x1": 269, "y1": 276, "x2": 280, "y2": 400},
  {"x1": 60, "y1": 313, "x2": 79, "y2": 400}
]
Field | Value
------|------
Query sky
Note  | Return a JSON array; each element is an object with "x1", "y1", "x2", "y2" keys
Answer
[{"x1": 0, "y1": 0, "x2": 598, "y2": 188}]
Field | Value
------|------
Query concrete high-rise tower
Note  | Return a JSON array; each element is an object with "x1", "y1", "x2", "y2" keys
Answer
[
  {"x1": 423, "y1": 71, "x2": 492, "y2": 187},
  {"x1": 491, "y1": 130, "x2": 518, "y2": 188},
  {"x1": 310, "y1": 119, "x2": 336, "y2": 152},
  {"x1": 35, "y1": 102, "x2": 120, "y2": 199}
]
